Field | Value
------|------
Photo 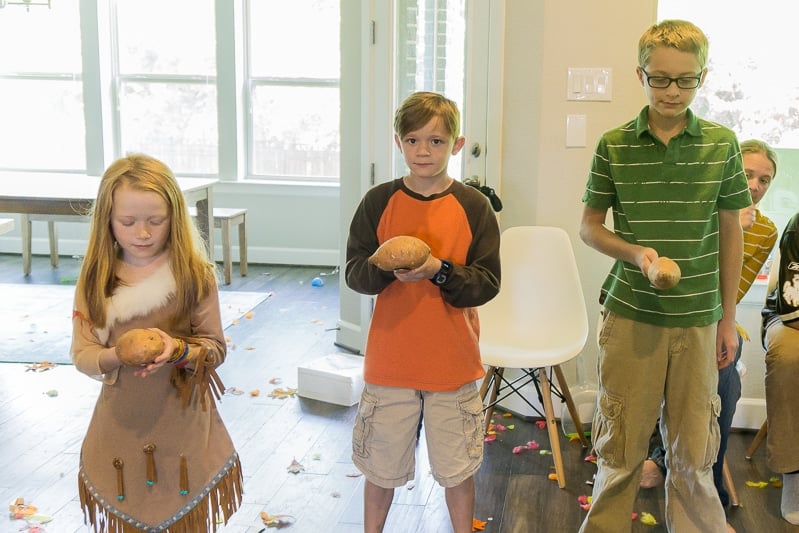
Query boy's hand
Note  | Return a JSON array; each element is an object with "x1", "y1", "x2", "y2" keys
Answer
[
  {"x1": 637, "y1": 247, "x2": 660, "y2": 278},
  {"x1": 740, "y1": 205, "x2": 756, "y2": 230},
  {"x1": 394, "y1": 255, "x2": 441, "y2": 282},
  {"x1": 716, "y1": 318, "x2": 738, "y2": 369}
]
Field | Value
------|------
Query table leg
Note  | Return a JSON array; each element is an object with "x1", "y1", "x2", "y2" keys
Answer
[
  {"x1": 21, "y1": 214, "x2": 32, "y2": 276},
  {"x1": 194, "y1": 198, "x2": 214, "y2": 260}
]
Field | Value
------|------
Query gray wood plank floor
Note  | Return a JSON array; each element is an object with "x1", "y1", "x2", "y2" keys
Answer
[{"x1": 1, "y1": 253, "x2": 797, "y2": 532}]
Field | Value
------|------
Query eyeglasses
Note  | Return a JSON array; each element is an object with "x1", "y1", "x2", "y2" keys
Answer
[{"x1": 641, "y1": 69, "x2": 703, "y2": 90}]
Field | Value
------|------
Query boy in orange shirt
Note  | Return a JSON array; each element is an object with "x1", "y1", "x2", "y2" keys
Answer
[{"x1": 345, "y1": 91, "x2": 501, "y2": 532}]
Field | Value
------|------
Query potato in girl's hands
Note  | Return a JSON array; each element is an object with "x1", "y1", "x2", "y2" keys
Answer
[
  {"x1": 368, "y1": 235, "x2": 431, "y2": 271},
  {"x1": 648, "y1": 257, "x2": 681, "y2": 290},
  {"x1": 116, "y1": 328, "x2": 165, "y2": 366}
]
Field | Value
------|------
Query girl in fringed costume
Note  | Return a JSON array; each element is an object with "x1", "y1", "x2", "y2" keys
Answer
[{"x1": 71, "y1": 154, "x2": 242, "y2": 532}]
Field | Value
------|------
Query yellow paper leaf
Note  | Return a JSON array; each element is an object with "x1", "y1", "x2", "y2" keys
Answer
[
  {"x1": 260, "y1": 511, "x2": 295, "y2": 528},
  {"x1": 268, "y1": 387, "x2": 297, "y2": 399},
  {"x1": 640, "y1": 511, "x2": 658, "y2": 526}
]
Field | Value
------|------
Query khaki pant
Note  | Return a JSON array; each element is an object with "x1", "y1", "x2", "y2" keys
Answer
[
  {"x1": 579, "y1": 311, "x2": 727, "y2": 533},
  {"x1": 352, "y1": 382, "x2": 484, "y2": 489},
  {"x1": 763, "y1": 321, "x2": 799, "y2": 473}
]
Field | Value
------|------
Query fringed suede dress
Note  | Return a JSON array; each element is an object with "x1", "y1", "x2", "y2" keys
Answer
[{"x1": 71, "y1": 262, "x2": 242, "y2": 532}]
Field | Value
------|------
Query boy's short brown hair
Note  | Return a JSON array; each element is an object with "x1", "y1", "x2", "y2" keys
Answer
[
  {"x1": 638, "y1": 19, "x2": 709, "y2": 70},
  {"x1": 394, "y1": 91, "x2": 460, "y2": 140}
]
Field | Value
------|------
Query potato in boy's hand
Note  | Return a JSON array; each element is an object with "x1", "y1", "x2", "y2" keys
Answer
[
  {"x1": 368, "y1": 235, "x2": 431, "y2": 271},
  {"x1": 648, "y1": 257, "x2": 681, "y2": 290},
  {"x1": 116, "y1": 328, "x2": 165, "y2": 366}
]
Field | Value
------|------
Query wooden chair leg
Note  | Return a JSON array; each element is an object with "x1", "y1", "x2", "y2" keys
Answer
[
  {"x1": 540, "y1": 368, "x2": 566, "y2": 489},
  {"x1": 220, "y1": 219, "x2": 232, "y2": 285},
  {"x1": 745, "y1": 420, "x2": 767, "y2": 460},
  {"x1": 238, "y1": 215, "x2": 248, "y2": 277},
  {"x1": 21, "y1": 214, "x2": 32, "y2": 276},
  {"x1": 723, "y1": 456, "x2": 739, "y2": 507},
  {"x1": 47, "y1": 221, "x2": 59, "y2": 267},
  {"x1": 479, "y1": 367, "x2": 503, "y2": 432},
  {"x1": 478, "y1": 366, "x2": 494, "y2": 403},
  {"x1": 553, "y1": 365, "x2": 590, "y2": 448}
]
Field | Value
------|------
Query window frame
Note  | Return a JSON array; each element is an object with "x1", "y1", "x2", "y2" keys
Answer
[{"x1": 241, "y1": 0, "x2": 341, "y2": 184}]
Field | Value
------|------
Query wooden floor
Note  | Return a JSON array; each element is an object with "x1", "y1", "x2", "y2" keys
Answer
[{"x1": 1, "y1": 253, "x2": 797, "y2": 533}]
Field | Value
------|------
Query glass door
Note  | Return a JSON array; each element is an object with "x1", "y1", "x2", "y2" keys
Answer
[{"x1": 336, "y1": 0, "x2": 502, "y2": 354}]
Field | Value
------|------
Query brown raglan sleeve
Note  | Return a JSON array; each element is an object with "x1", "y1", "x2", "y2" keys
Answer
[
  {"x1": 439, "y1": 185, "x2": 501, "y2": 308},
  {"x1": 345, "y1": 183, "x2": 397, "y2": 295}
]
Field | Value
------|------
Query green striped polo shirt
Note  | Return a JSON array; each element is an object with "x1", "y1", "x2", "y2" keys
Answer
[{"x1": 583, "y1": 106, "x2": 752, "y2": 327}]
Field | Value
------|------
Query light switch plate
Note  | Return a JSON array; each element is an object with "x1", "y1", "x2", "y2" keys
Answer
[
  {"x1": 566, "y1": 114, "x2": 587, "y2": 147},
  {"x1": 567, "y1": 67, "x2": 612, "y2": 101}
]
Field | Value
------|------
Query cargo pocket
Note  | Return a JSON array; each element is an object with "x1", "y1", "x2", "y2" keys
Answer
[
  {"x1": 457, "y1": 389, "x2": 485, "y2": 460},
  {"x1": 703, "y1": 394, "x2": 722, "y2": 469},
  {"x1": 352, "y1": 389, "x2": 378, "y2": 459},
  {"x1": 591, "y1": 392, "x2": 624, "y2": 467}
]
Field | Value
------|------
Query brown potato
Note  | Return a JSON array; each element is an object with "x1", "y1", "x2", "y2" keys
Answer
[
  {"x1": 368, "y1": 235, "x2": 431, "y2": 271},
  {"x1": 116, "y1": 328, "x2": 165, "y2": 366},
  {"x1": 648, "y1": 257, "x2": 681, "y2": 290}
]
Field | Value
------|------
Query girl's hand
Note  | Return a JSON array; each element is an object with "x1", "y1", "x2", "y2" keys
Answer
[{"x1": 133, "y1": 328, "x2": 178, "y2": 378}]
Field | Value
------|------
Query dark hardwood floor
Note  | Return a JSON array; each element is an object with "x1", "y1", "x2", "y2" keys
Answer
[{"x1": 1, "y1": 253, "x2": 797, "y2": 532}]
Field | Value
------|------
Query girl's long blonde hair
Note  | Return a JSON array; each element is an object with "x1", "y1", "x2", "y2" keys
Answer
[{"x1": 79, "y1": 153, "x2": 217, "y2": 328}]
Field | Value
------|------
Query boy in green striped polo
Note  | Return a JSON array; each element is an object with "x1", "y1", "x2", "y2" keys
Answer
[{"x1": 578, "y1": 20, "x2": 752, "y2": 533}]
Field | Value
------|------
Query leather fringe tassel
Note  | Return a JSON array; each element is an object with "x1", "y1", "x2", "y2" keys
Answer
[
  {"x1": 113, "y1": 458, "x2": 125, "y2": 501},
  {"x1": 143, "y1": 443, "x2": 157, "y2": 485},
  {"x1": 170, "y1": 344, "x2": 226, "y2": 412},
  {"x1": 78, "y1": 455, "x2": 243, "y2": 533},
  {"x1": 179, "y1": 454, "x2": 189, "y2": 495}
]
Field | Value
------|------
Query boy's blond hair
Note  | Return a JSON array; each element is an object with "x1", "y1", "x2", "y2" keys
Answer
[
  {"x1": 638, "y1": 19, "x2": 709, "y2": 70},
  {"x1": 79, "y1": 153, "x2": 217, "y2": 328},
  {"x1": 741, "y1": 138, "x2": 778, "y2": 177},
  {"x1": 394, "y1": 91, "x2": 460, "y2": 140}
]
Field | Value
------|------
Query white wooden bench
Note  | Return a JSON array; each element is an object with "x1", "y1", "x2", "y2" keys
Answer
[{"x1": 188, "y1": 207, "x2": 248, "y2": 285}]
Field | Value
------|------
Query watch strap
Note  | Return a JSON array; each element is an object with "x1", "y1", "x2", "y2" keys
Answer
[{"x1": 431, "y1": 259, "x2": 453, "y2": 286}]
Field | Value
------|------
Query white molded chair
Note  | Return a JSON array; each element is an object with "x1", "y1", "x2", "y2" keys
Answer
[{"x1": 478, "y1": 225, "x2": 590, "y2": 488}]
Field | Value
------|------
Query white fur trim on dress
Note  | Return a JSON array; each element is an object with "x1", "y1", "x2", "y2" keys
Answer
[{"x1": 95, "y1": 262, "x2": 177, "y2": 344}]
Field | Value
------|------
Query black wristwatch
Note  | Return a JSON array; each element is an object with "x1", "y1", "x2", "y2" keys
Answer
[{"x1": 431, "y1": 260, "x2": 453, "y2": 286}]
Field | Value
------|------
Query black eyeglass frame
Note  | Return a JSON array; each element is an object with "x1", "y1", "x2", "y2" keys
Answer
[{"x1": 640, "y1": 69, "x2": 703, "y2": 90}]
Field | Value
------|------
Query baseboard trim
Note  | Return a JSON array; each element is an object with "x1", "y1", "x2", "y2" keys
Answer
[{"x1": 0, "y1": 237, "x2": 339, "y2": 267}]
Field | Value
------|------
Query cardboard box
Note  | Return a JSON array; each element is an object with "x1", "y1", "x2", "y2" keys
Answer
[{"x1": 297, "y1": 353, "x2": 365, "y2": 406}]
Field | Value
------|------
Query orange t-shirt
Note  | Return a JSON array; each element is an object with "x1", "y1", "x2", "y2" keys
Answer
[{"x1": 345, "y1": 179, "x2": 501, "y2": 391}]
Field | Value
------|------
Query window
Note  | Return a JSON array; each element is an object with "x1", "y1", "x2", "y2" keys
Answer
[
  {"x1": 394, "y1": 0, "x2": 466, "y2": 180},
  {"x1": 247, "y1": 0, "x2": 340, "y2": 181},
  {"x1": 114, "y1": 0, "x2": 218, "y2": 175},
  {"x1": 659, "y1": 1, "x2": 799, "y2": 234},
  {"x1": 2, "y1": 1, "x2": 467, "y2": 186},
  {"x1": 0, "y1": 2, "x2": 85, "y2": 171}
]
